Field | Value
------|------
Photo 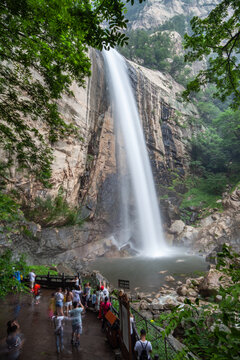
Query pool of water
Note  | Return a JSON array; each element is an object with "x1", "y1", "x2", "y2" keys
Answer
[{"x1": 89, "y1": 251, "x2": 208, "y2": 293}]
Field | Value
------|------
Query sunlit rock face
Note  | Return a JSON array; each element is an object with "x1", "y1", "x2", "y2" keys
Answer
[
  {"x1": 129, "y1": 0, "x2": 221, "y2": 30},
  {"x1": 126, "y1": 59, "x2": 198, "y2": 187}
]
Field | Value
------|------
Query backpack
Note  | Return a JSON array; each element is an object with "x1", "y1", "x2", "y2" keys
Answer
[{"x1": 140, "y1": 341, "x2": 148, "y2": 360}]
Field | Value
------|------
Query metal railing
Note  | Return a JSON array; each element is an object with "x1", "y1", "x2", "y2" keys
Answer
[
  {"x1": 130, "y1": 307, "x2": 177, "y2": 360},
  {"x1": 110, "y1": 296, "x2": 194, "y2": 360}
]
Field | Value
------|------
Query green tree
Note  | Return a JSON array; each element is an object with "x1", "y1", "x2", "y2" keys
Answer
[
  {"x1": 0, "y1": 250, "x2": 28, "y2": 297},
  {"x1": 183, "y1": 0, "x2": 240, "y2": 109},
  {"x1": 0, "y1": 0, "x2": 144, "y2": 185}
]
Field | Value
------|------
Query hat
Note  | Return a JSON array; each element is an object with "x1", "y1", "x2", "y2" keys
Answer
[{"x1": 100, "y1": 286, "x2": 104, "y2": 290}]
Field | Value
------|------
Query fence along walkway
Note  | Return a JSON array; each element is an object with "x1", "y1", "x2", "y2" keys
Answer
[
  {"x1": 24, "y1": 272, "x2": 82, "y2": 288},
  {"x1": 111, "y1": 297, "x2": 198, "y2": 360}
]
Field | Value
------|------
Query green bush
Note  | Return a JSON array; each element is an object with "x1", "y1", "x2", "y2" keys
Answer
[{"x1": 24, "y1": 190, "x2": 84, "y2": 227}]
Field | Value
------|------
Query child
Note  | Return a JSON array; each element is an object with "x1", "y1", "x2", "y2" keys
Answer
[
  {"x1": 33, "y1": 283, "x2": 41, "y2": 305},
  {"x1": 48, "y1": 293, "x2": 56, "y2": 319}
]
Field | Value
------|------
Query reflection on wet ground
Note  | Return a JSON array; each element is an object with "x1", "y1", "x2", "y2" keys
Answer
[{"x1": 0, "y1": 289, "x2": 115, "y2": 359}]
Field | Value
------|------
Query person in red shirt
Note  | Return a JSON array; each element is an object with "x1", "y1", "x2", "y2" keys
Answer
[
  {"x1": 33, "y1": 284, "x2": 41, "y2": 304},
  {"x1": 100, "y1": 297, "x2": 111, "y2": 330}
]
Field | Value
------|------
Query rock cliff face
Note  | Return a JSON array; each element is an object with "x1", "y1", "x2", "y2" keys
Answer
[
  {"x1": 170, "y1": 186, "x2": 240, "y2": 256},
  {"x1": 129, "y1": 0, "x2": 221, "y2": 30},
  {"x1": 2, "y1": 49, "x2": 200, "y2": 267}
]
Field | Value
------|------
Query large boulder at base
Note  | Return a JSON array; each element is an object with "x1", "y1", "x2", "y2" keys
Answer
[
  {"x1": 169, "y1": 220, "x2": 185, "y2": 235},
  {"x1": 139, "y1": 300, "x2": 149, "y2": 311},
  {"x1": 198, "y1": 269, "x2": 231, "y2": 297}
]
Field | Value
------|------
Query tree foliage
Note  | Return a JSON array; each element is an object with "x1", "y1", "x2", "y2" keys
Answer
[
  {"x1": 0, "y1": 250, "x2": 28, "y2": 298},
  {"x1": 119, "y1": 29, "x2": 187, "y2": 82},
  {"x1": 183, "y1": 0, "x2": 240, "y2": 109},
  {"x1": 0, "y1": 0, "x2": 144, "y2": 184}
]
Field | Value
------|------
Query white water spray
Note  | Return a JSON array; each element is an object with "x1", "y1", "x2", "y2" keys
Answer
[{"x1": 103, "y1": 49, "x2": 168, "y2": 257}]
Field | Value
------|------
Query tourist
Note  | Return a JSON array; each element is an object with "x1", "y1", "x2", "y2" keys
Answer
[
  {"x1": 52, "y1": 313, "x2": 67, "y2": 353},
  {"x1": 95, "y1": 285, "x2": 101, "y2": 313},
  {"x1": 72, "y1": 285, "x2": 82, "y2": 305},
  {"x1": 55, "y1": 288, "x2": 64, "y2": 315},
  {"x1": 134, "y1": 329, "x2": 152, "y2": 360},
  {"x1": 91, "y1": 290, "x2": 97, "y2": 310},
  {"x1": 48, "y1": 293, "x2": 56, "y2": 319},
  {"x1": 33, "y1": 283, "x2": 41, "y2": 305},
  {"x1": 83, "y1": 282, "x2": 91, "y2": 308},
  {"x1": 100, "y1": 285, "x2": 105, "y2": 302},
  {"x1": 6, "y1": 323, "x2": 24, "y2": 360},
  {"x1": 75, "y1": 275, "x2": 80, "y2": 287},
  {"x1": 28, "y1": 269, "x2": 36, "y2": 289},
  {"x1": 65, "y1": 288, "x2": 73, "y2": 316},
  {"x1": 13, "y1": 271, "x2": 21, "y2": 284},
  {"x1": 102, "y1": 282, "x2": 109, "y2": 299},
  {"x1": 69, "y1": 301, "x2": 84, "y2": 347},
  {"x1": 130, "y1": 313, "x2": 136, "y2": 353},
  {"x1": 100, "y1": 296, "x2": 112, "y2": 330}
]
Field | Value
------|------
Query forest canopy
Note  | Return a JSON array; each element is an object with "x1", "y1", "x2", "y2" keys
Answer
[{"x1": 183, "y1": 0, "x2": 240, "y2": 109}]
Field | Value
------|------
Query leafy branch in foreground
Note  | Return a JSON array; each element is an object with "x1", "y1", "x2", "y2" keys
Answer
[
  {"x1": 183, "y1": 0, "x2": 240, "y2": 109},
  {"x1": 0, "y1": 0, "x2": 145, "y2": 184}
]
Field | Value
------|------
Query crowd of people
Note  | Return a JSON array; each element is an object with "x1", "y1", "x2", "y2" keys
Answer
[
  {"x1": 3, "y1": 270, "x2": 153, "y2": 359},
  {"x1": 34, "y1": 272, "x2": 113, "y2": 354}
]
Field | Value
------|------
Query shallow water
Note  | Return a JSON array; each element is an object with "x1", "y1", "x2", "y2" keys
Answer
[{"x1": 89, "y1": 252, "x2": 208, "y2": 293}]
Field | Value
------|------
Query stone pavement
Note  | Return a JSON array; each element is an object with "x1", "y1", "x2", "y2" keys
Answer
[{"x1": 0, "y1": 289, "x2": 117, "y2": 359}]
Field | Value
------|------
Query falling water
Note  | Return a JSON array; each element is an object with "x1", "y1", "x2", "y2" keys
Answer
[{"x1": 103, "y1": 49, "x2": 168, "y2": 257}]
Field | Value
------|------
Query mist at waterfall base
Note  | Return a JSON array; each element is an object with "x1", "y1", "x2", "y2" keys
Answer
[{"x1": 103, "y1": 48, "x2": 168, "y2": 258}]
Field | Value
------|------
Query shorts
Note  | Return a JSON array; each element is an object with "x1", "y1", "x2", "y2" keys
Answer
[
  {"x1": 56, "y1": 300, "x2": 63, "y2": 307},
  {"x1": 65, "y1": 301, "x2": 72, "y2": 307},
  {"x1": 72, "y1": 324, "x2": 82, "y2": 335},
  {"x1": 30, "y1": 281, "x2": 34, "y2": 289}
]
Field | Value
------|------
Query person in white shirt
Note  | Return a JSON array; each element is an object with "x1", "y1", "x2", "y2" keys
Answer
[
  {"x1": 55, "y1": 288, "x2": 64, "y2": 316},
  {"x1": 28, "y1": 270, "x2": 36, "y2": 289},
  {"x1": 134, "y1": 329, "x2": 152, "y2": 360},
  {"x1": 52, "y1": 314, "x2": 67, "y2": 353},
  {"x1": 72, "y1": 285, "x2": 82, "y2": 305}
]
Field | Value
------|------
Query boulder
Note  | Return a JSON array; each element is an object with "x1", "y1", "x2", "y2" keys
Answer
[
  {"x1": 199, "y1": 269, "x2": 231, "y2": 297},
  {"x1": 165, "y1": 275, "x2": 175, "y2": 282},
  {"x1": 139, "y1": 300, "x2": 149, "y2": 310},
  {"x1": 140, "y1": 311, "x2": 153, "y2": 320},
  {"x1": 162, "y1": 297, "x2": 178, "y2": 310},
  {"x1": 177, "y1": 285, "x2": 188, "y2": 296},
  {"x1": 169, "y1": 220, "x2": 185, "y2": 235},
  {"x1": 187, "y1": 289, "x2": 198, "y2": 298}
]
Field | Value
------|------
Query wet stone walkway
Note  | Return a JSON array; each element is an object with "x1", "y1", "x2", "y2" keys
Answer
[{"x1": 0, "y1": 289, "x2": 116, "y2": 359}]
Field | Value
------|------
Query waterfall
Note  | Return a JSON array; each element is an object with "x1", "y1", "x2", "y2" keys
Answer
[{"x1": 103, "y1": 49, "x2": 168, "y2": 257}]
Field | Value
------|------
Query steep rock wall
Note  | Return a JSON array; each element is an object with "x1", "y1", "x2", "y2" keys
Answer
[
  {"x1": 2, "y1": 50, "x2": 200, "y2": 267},
  {"x1": 130, "y1": 0, "x2": 220, "y2": 30}
]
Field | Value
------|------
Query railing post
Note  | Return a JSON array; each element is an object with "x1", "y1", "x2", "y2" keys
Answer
[
  {"x1": 62, "y1": 273, "x2": 65, "y2": 288},
  {"x1": 47, "y1": 271, "x2": 50, "y2": 287}
]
